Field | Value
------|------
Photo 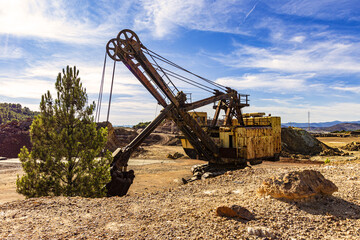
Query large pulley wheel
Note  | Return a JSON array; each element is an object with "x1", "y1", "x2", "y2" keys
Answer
[
  {"x1": 106, "y1": 38, "x2": 122, "y2": 61},
  {"x1": 117, "y1": 29, "x2": 141, "y2": 55}
]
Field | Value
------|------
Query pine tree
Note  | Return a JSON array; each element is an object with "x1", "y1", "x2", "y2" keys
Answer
[{"x1": 16, "y1": 66, "x2": 111, "y2": 198}]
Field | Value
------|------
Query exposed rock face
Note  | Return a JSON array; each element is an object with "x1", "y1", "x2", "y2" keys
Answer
[
  {"x1": 0, "y1": 119, "x2": 32, "y2": 158},
  {"x1": 257, "y1": 170, "x2": 338, "y2": 200},
  {"x1": 216, "y1": 205, "x2": 255, "y2": 220},
  {"x1": 113, "y1": 127, "x2": 137, "y2": 147}
]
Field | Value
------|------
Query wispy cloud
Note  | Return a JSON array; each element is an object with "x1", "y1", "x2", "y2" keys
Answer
[
  {"x1": 271, "y1": 0, "x2": 360, "y2": 21},
  {"x1": 331, "y1": 85, "x2": 360, "y2": 94},
  {"x1": 0, "y1": 0, "x2": 117, "y2": 44},
  {"x1": 0, "y1": 77, "x2": 54, "y2": 99},
  {"x1": 0, "y1": 55, "x2": 146, "y2": 103},
  {"x1": 260, "y1": 96, "x2": 304, "y2": 105},
  {"x1": 247, "y1": 102, "x2": 360, "y2": 123},
  {"x1": 0, "y1": 44, "x2": 23, "y2": 59},
  {"x1": 212, "y1": 40, "x2": 360, "y2": 74},
  {"x1": 135, "y1": 0, "x2": 257, "y2": 38},
  {"x1": 0, "y1": 0, "x2": 359, "y2": 125},
  {"x1": 98, "y1": 99, "x2": 159, "y2": 124},
  {"x1": 215, "y1": 73, "x2": 318, "y2": 92}
]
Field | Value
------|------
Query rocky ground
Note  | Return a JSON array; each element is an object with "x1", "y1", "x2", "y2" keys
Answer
[{"x1": 1, "y1": 138, "x2": 360, "y2": 239}]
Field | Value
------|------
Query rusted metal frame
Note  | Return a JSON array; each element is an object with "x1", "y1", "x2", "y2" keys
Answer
[
  {"x1": 183, "y1": 92, "x2": 231, "y2": 111},
  {"x1": 174, "y1": 108, "x2": 220, "y2": 161},
  {"x1": 233, "y1": 94, "x2": 245, "y2": 126},
  {"x1": 211, "y1": 100, "x2": 223, "y2": 127},
  {"x1": 120, "y1": 55, "x2": 167, "y2": 107},
  {"x1": 240, "y1": 94, "x2": 250, "y2": 106},
  {"x1": 224, "y1": 97, "x2": 235, "y2": 126},
  {"x1": 234, "y1": 107, "x2": 245, "y2": 126},
  {"x1": 132, "y1": 50, "x2": 179, "y2": 107},
  {"x1": 171, "y1": 117, "x2": 210, "y2": 160},
  {"x1": 112, "y1": 103, "x2": 175, "y2": 171},
  {"x1": 169, "y1": 109, "x2": 218, "y2": 162}
]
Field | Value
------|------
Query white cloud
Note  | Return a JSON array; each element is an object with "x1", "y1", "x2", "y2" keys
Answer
[
  {"x1": 97, "y1": 99, "x2": 159, "y2": 124},
  {"x1": 331, "y1": 86, "x2": 360, "y2": 94},
  {"x1": 0, "y1": 78, "x2": 54, "y2": 99},
  {"x1": 0, "y1": 56, "x2": 147, "y2": 104},
  {"x1": 23, "y1": 54, "x2": 145, "y2": 93},
  {"x1": 135, "y1": 0, "x2": 254, "y2": 38},
  {"x1": 290, "y1": 36, "x2": 306, "y2": 43},
  {"x1": 273, "y1": 0, "x2": 359, "y2": 21},
  {"x1": 0, "y1": 0, "x2": 115, "y2": 44},
  {"x1": 212, "y1": 40, "x2": 360, "y2": 75},
  {"x1": 260, "y1": 96, "x2": 304, "y2": 105},
  {"x1": 0, "y1": 45, "x2": 22, "y2": 59},
  {"x1": 215, "y1": 73, "x2": 317, "y2": 92},
  {"x1": 247, "y1": 102, "x2": 360, "y2": 123}
]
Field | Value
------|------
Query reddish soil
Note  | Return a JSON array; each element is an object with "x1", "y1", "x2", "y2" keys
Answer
[{"x1": 0, "y1": 119, "x2": 32, "y2": 158}]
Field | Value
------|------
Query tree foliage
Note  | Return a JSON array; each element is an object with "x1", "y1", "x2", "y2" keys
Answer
[
  {"x1": 132, "y1": 121, "x2": 151, "y2": 129},
  {"x1": 16, "y1": 66, "x2": 111, "y2": 198},
  {"x1": 0, "y1": 103, "x2": 38, "y2": 124}
]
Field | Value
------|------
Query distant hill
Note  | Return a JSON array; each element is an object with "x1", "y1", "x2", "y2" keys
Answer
[
  {"x1": 0, "y1": 103, "x2": 38, "y2": 125},
  {"x1": 321, "y1": 123, "x2": 360, "y2": 132},
  {"x1": 282, "y1": 120, "x2": 360, "y2": 128}
]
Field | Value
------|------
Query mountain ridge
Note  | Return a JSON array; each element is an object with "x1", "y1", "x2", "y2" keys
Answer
[{"x1": 282, "y1": 120, "x2": 360, "y2": 128}]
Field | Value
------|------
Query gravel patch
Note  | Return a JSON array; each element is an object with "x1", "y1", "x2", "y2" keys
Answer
[{"x1": 1, "y1": 162, "x2": 360, "y2": 239}]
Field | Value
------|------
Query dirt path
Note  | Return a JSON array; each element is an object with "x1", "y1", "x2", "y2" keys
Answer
[{"x1": 0, "y1": 169, "x2": 24, "y2": 204}]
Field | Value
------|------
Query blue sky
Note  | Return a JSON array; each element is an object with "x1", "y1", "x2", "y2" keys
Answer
[{"x1": 1, "y1": 0, "x2": 360, "y2": 125}]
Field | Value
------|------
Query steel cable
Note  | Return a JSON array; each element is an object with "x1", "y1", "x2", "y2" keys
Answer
[
  {"x1": 95, "y1": 52, "x2": 107, "y2": 122},
  {"x1": 144, "y1": 49, "x2": 227, "y2": 91},
  {"x1": 106, "y1": 60, "x2": 116, "y2": 122}
]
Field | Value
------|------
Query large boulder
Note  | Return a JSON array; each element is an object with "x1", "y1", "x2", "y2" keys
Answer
[{"x1": 257, "y1": 170, "x2": 338, "y2": 200}]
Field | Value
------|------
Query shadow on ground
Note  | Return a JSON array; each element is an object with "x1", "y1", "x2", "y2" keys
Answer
[{"x1": 293, "y1": 196, "x2": 360, "y2": 219}]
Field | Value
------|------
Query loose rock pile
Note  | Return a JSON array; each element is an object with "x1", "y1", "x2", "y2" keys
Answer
[
  {"x1": 281, "y1": 127, "x2": 345, "y2": 158},
  {"x1": 342, "y1": 141, "x2": 360, "y2": 151},
  {"x1": 257, "y1": 169, "x2": 338, "y2": 200},
  {"x1": 320, "y1": 148, "x2": 349, "y2": 156}
]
